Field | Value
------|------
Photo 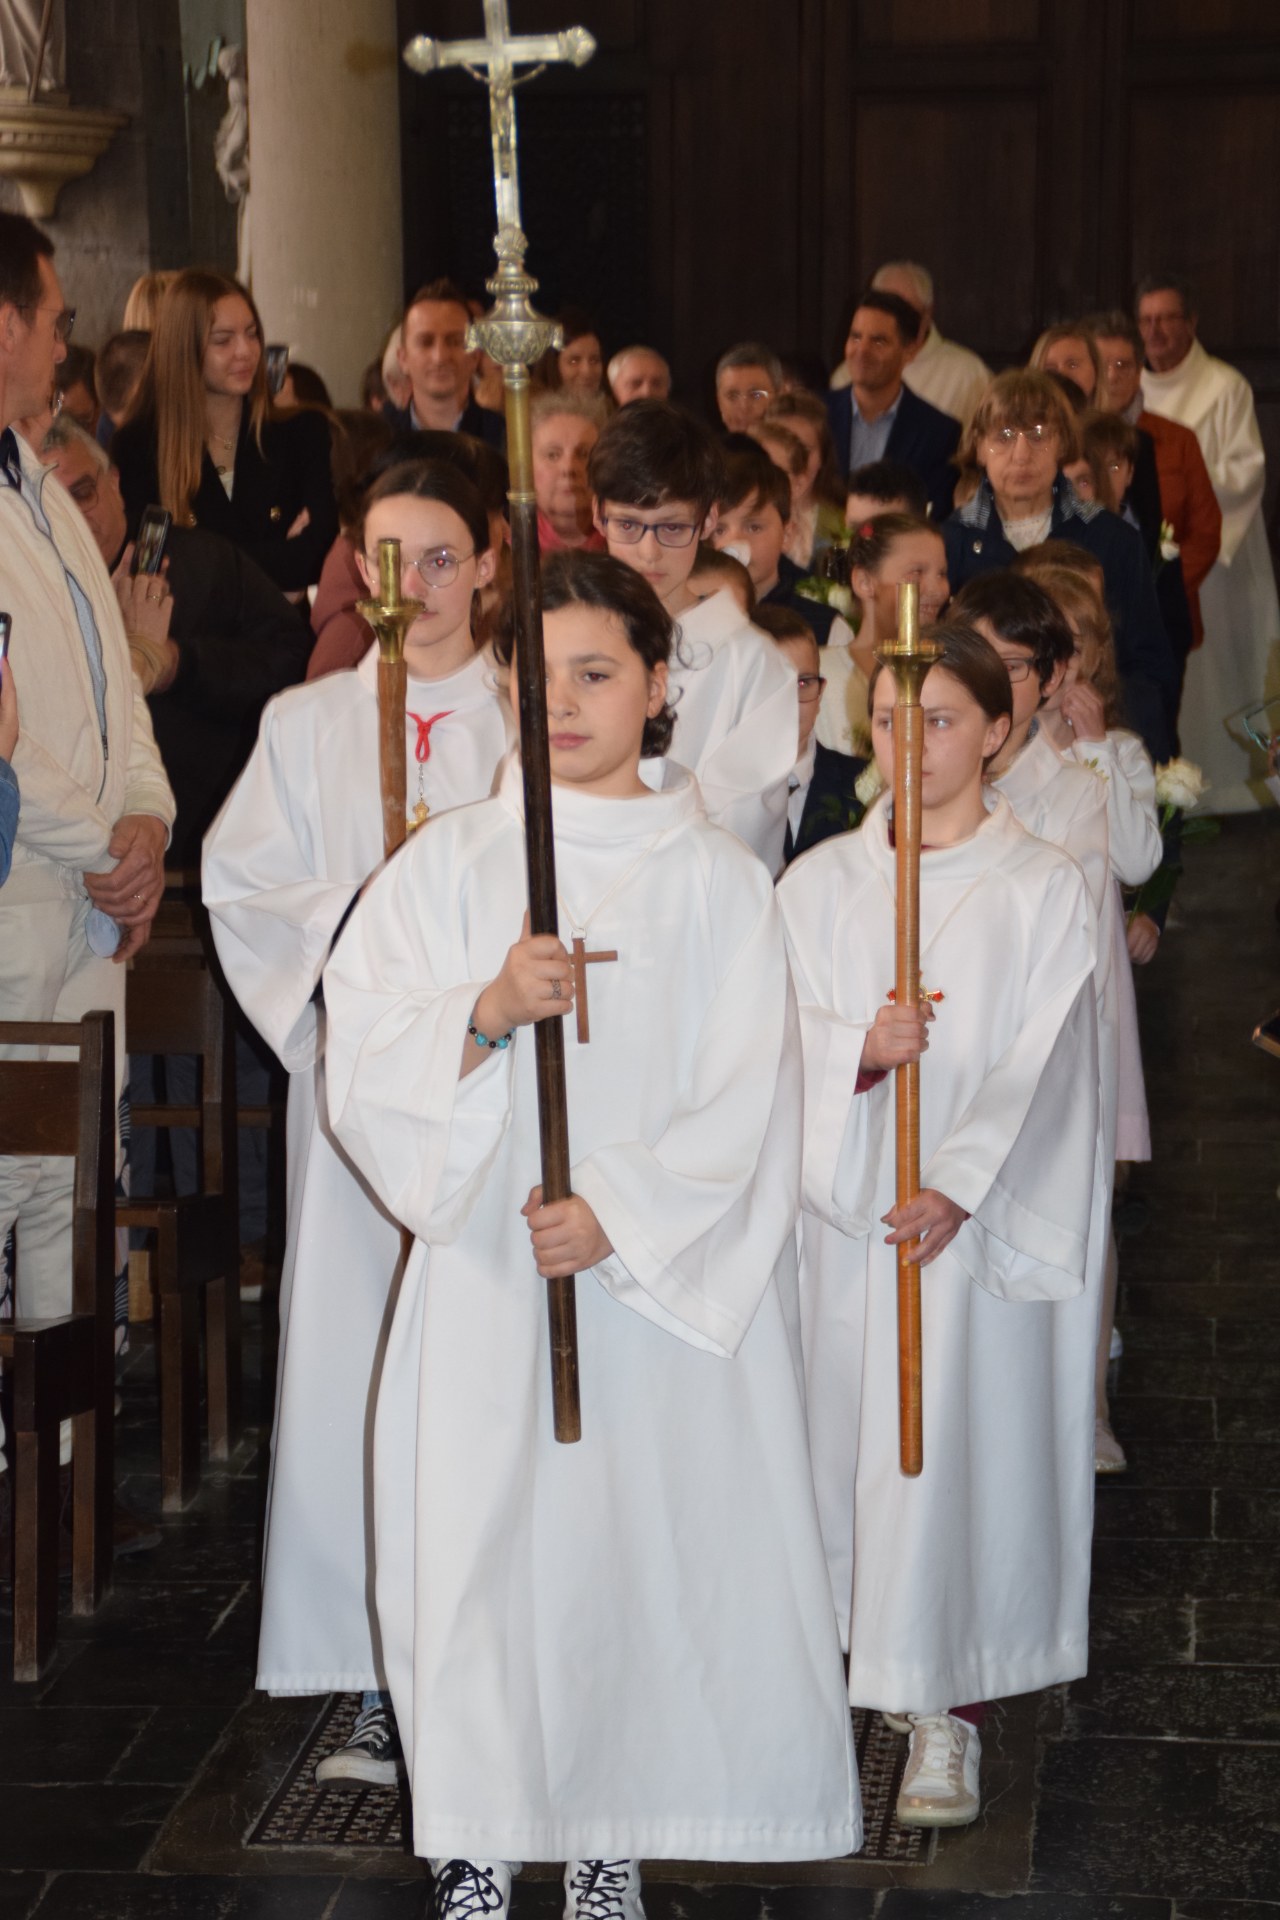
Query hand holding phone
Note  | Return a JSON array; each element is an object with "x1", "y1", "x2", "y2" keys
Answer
[{"x1": 132, "y1": 506, "x2": 172, "y2": 577}]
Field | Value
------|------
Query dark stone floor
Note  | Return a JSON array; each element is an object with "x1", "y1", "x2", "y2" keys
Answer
[{"x1": 2, "y1": 812, "x2": 1277, "y2": 1919}]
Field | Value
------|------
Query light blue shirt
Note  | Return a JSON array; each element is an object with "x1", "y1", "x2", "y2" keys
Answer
[{"x1": 848, "y1": 386, "x2": 904, "y2": 474}]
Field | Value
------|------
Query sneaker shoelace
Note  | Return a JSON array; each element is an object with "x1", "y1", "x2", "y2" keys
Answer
[
  {"x1": 434, "y1": 1861, "x2": 507, "y2": 1920},
  {"x1": 568, "y1": 1860, "x2": 633, "y2": 1920},
  {"x1": 349, "y1": 1702, "x2": 391, "y2": 1750},
  {"x1": 904, "y1": 1715, "x2": 966, "y2": 1794}
]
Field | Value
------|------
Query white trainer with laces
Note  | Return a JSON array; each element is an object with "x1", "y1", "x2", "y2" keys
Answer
[
  {"x1": 896, "y1": 1711, "x2": 981, "y2": 1827},
  {"x1": 563, "y1": 1858, "x2": 645, "y2": 1920},
  {"x1": 430, "y1": 1859, "x2": 513, "y2": 1920}
]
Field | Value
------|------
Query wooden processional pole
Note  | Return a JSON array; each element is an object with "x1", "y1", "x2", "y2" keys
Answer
[
  {"x1": 356, "y1": 539, "x2": 420, "y2": 863},
  {"x1": 875, "y1": 583, "x2": 941, "y2": 1477},
  {"x1": 403, "y1": 3, "x2": 597, "y2": 1443}
]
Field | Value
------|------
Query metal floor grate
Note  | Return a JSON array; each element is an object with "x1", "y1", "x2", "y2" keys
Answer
[{"x1": 247, "y1": 1692, "x2": 932, "y2": 1866}]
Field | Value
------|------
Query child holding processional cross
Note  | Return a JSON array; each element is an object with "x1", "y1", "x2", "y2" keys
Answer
[
  {"x1": 202, "y1": 461, "x2": 511, "y2": 1784},
  {"x1": 778, "y1": 622, "x2": 1105, "y2": 1833},
  {"x1": 322, "y1": 549, "x2": 859, "y2": 1920}
]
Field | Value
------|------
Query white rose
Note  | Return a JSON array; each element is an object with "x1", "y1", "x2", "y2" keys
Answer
[
  {"x1": 1155, "y1": 757, "x2": 1207, "y2": 812},
  {"x1": 855, "y1": 761, "x2": 885, "y2": 807},
  {"x1": 826, "y1": 583, "x2": 855, "y2": 618}
]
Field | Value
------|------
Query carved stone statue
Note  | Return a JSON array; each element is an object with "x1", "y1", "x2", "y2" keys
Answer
[
  {"x1": 0, "y1": 0, "x2": 66, "y2": 95},
  {"x1": 213, "y1": 42, "x2": 250, "y2": 284}
]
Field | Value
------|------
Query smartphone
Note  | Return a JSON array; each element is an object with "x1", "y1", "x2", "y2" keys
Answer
[
  {"x1": 132, "y1": 506, "x2": 172, "y2": 577},
  {"x1": 0, "y1": 612, "x2": 10, "y2": 687},
  {"x1": 266, "y1": 344, "x2": 290, "y2": 397}
]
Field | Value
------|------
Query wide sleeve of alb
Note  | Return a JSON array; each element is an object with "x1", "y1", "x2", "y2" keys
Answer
[
  {"x1": 571, "y1": 875, "x2": 801, "y2": 1360},
  {"x1": 202, "y1": 695, "x2": 365, "y2": 1070},
  {"x1": 924, "y1": 859, "x2": 1100, "y2": 1302},
  {"x1": 1071, "y1": 729, "x2": 1161, "y2": 887}
]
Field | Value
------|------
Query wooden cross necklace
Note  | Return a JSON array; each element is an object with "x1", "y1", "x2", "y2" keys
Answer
[{"x1": 556, "y1": 821, "x2": 678, "y2": 1044}]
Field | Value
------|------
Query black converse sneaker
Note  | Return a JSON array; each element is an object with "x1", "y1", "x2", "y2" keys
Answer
[
  {"x1": 430, "y1": 1859, "x2": 513, "y2": 1920},
  {"x1": 314, "y1": 1697, "x2": 406, "y2": 1787},
  {"x1": 563, "y1": 1859, "x2": 645, "y2": 1920}
]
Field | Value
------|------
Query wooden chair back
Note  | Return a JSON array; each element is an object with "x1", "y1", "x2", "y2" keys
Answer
[{"x1": 125, "y1": 965, "x2": 236, "y2": 1201}]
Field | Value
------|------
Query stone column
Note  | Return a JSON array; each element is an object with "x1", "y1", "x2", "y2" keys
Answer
[{"x1": 245, "y1": 0, "x2": 402, "y2": 405}]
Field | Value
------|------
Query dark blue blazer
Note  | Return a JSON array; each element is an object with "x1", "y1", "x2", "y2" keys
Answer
[
  {"x1": 784, "y1": 742, "x2": 869, "y2": 865},
  {"x1": 383, "y1": 397, "x2": 507, "y2": 452},
  {"x1": 942, "y1": 475, "x2": 1178, "y2": 763},
  {"x1": 826, "y1": 382, "x2": 960, "y2": 521},
  {"x1": 764, "y1": 556, "x2": 843, "y2": 646}
]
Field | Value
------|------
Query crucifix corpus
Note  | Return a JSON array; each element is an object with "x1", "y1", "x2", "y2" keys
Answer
[
  {"x1": 403, "y1": 1, "x2": 597, "y2": 1445},
  {"x1": 875, "y1": 581, "x2": 942, "y2": 1478}
]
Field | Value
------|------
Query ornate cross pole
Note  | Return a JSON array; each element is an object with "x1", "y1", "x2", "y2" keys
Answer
[{"x1": 403, "y1": 2, "x2": 596, "y2": 1446}]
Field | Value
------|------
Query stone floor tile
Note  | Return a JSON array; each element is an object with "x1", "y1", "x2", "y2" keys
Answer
[
  {"x1": 0, "y1": 1706, "x2": 149, "y2": 1785},
  {"x1": 110, "y1": 1706, "x2": 242, "y2": 1785},
  {"x1": 1105, "y1": 1395, "x2": 1216, "y2": 1441},
  {"x1": 1090, "y1": 1539, "x2": 1280, "y2": 1600},
  {"x1": 0, "y1": 1786, "x2": 183, "y2": 1871},
  {"x1": 38, "y1": 1645, "x2": 253, "y2": 1712},
  {"x1": 1118, "y1": 1442, "x2": 1280, "y2": 1489},
  {"x1": 1031, "y1": 1798, "x2": 1280, "y2": 1901},
  {"x1": 26, "y1": 1876, "x2": 341, "y2": 1919},
  {"x1": 1063, "y1": 1664, "x2": 1280, "y2": 1740},
  {"x1": 1213, "y1": 1490, "x2": 1280, "y2": 1540},
  {"x1": 0, "y1": 1875, "x2": 46, "y2": 1920},
  {"x1": 1193, "y1": 1598, "x2": 1280, "y2": 1665},
  {"x1": 1087, "y1": 1599, "x2": 1194, "y2": 1668},
  {"x1": 1091, "y1": 1486, "x2": 1213, "y2": 1540}
]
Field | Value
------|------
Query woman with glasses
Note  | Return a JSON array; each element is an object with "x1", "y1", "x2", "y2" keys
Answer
[
  {"x1": 203, "y1": 459, "x2": 512, "y2": 1779},
  {"x1": 112, "y1": 269, "x2": 339, "y2": 596},
  {"x1": 942, "y1": 369, "x2": 1178, "y2": 763}
]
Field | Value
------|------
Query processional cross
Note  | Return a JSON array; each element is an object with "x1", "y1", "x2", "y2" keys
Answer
[{"x1": 403, "y1": 1, "x2": 596, "y2": 1445}]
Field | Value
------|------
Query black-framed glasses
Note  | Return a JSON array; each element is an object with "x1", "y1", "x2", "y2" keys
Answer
[
  {"x1": 600, "y1": 514, "x2": 700, "y2": 550},
  {"x1": 797, "y1": 673, "x2": 827, "y2": 702},
  {"x1": 18, "y1": 303, "x2": 76, "y2": 344}
]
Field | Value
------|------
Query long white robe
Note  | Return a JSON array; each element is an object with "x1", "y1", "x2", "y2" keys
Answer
[
  {"x1": 1142, "y1": 339, "x2": 1280, "y2": 810},
  {"x1": 322, "y1": 757, "x2": 860, "y2": 1864},
  {"x1": 202, "y1": 644, "x2": 511, "y2": 1694},
  {"x1": 669, "y1": 587, "x2": 798, "y2": 870},
  {"x1": 778, "y1": 795, "x2": 1104, "y2": 1713},
  {"x1": 1065, "y1": 729, "x2": 1162, "y2": 1162}
]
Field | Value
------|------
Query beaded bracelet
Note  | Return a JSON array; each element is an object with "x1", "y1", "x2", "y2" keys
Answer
[{"x1": 468, "y1": 1022, "x2": 513, "y2": 1051}]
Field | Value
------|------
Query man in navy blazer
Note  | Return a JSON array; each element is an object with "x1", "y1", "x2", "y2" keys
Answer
[{"x1": 826, "y1": 291, "x2": 960, "y2": 521}]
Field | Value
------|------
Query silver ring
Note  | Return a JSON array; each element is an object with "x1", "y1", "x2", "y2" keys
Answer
[{"x1": 551, "y1": 979, "x2": 562, "y2": 1000}]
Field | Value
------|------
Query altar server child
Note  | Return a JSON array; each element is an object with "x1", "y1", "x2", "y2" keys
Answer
[
  {"x1": 589, "y1": 398, "x2": 798, "y2": 868},
  {"x1": 202, "y1": 460, "x2": 511, "y2": 1781},
  {"x1": 322, "y1": 549, "x2": 860, "y2": 1918},
  {"x1": 778, "y1": 623, "x2": 1104, "y2": 1833},
  {"x1": 1020, "y1": 560, "x2": 1163, "y2": 1470},
  {"x1": 837, "y1": 513, "x2": 951, "y2": 760},
  {"x1": 753, "y1": 604, "x2": 866, "y2": 866}
]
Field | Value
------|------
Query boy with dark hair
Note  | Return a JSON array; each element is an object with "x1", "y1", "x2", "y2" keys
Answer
[
  {"x1": 589, "y1": 401, "x2": 797, "y2": 869},
  {"x1": 95, "y1": 330, "x2": 149, "y2": 447},
  {"x1": 846, "y1": 457, "x2": 929, "y2": 525},
  {"x1": 753, "y1": 604, "x2": 866, "y2": 867}
]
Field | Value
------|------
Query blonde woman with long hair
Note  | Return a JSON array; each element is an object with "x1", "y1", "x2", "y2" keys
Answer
[{"x1": 112, "y1": 269, "x2": 338, "y2": 594}]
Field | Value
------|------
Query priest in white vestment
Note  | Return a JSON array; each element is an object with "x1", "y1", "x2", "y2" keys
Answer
[{"x1": 1138, "y1": 280, "x2": 1280, "y2": 810}]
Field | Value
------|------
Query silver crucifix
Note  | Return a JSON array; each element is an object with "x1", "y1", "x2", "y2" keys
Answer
[{"x1": 403, "y1": 1, "x2": 595, "y2": 239}]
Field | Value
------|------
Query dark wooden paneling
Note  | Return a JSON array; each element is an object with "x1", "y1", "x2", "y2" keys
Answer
[
  {"x1": 1133, "y1": 0, "x2": 1278, "y2": 39},
  {"x1": 857, "y1": 0, "x2": 1042, "y2": 46}
]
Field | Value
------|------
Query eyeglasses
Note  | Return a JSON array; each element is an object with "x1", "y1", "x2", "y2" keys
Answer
[
  {"x1": 600, "y1": 514, "x2": 700, "y2": 549},
  {"x1": 797, "y1": 673, "x2": 827, "y2": 702},
  {"x1": 998, "y1": 657, "x2": 1038, "y2": 683},
  {"x1": 18, "y1": 303, "x2": 76, "y2": 344},
  {"x1": 367, "y1": 546, "x2": 475, "y2": 589},
  {"x1": 986, "y1": 424, "x2": 1051, "y2": 449}
]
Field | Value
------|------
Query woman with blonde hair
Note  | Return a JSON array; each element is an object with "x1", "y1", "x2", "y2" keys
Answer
[
  {"x1": 942, "y1": 368, "x2": 1176, "y2": 761},
  {"x1": 112, "y1": 269, "x2": 338, "y2": 594},
  {"x1": 121, "y1": 269, "x2": 178, "y2": 333},
  {"x1": 1029, "y1": 321, "x2": 1107, "y2": 408}
]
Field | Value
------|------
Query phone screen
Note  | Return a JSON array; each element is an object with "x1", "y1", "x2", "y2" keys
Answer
[
  {"x1": 266, "y1": 344, "x2": 290, "y2": 396},
  {"x1": 133, "y1": 507, "x2": 172, "y2": 577},
  {"x1": 0, "y1": 612, "x2": 10, "y2": 678}
]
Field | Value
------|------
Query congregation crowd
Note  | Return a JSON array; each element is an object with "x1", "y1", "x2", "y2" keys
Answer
[{"x1": 1, "y1": 206, "x2": 1277, "y2": 1916}]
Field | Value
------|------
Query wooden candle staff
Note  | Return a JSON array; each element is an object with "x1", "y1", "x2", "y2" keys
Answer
[
  {"x1": 875, "y1": 582, "x2": 941, "y2": 1477},
  {"x1": 403, "y1": 1, "x2": 596, "y2": 1443},
  {"x1": 356, "y1": 538, "x2": 421, "y2": 863}
]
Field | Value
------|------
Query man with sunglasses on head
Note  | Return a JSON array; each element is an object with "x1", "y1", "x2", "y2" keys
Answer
[
  {"x1": 0, "y1": 211, "x2": 174, "y2": 1532},
  {"x1": 589, "y1": 400, "x2": 798, "y2": 872}
]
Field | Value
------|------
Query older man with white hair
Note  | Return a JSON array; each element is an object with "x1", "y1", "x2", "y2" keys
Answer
[
  {"x1": 831, "y1": 261, "x2": 991, "y2": 427},
  {"x1": 607, "y1": 343, "x2": 671, "y2": 406}
]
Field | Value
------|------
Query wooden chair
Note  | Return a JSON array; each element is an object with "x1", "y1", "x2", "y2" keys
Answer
[
  {"x1": 0, "y1": 1010, "x2": 116, "y2": 1681},
  {"x1": 118, "y1": 964, "x2": 241, "y2": 1510}
]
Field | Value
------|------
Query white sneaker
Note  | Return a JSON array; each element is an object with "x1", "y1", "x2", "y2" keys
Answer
[
  {"x1": 430, "y1": 1861, "x2": 512, "y2": 1920},
  {"x1": 896, "y1": 1712, "x2": 981, "y2": 1827},
  {"x1": 1094, "y1": 1416, "x2": 1128, "y2": 1474},
  {"x1": 881, "y1": 1710, "x2": 913, "y2": 1735},
  {"x1": 563, "y1": 1858, "x2": 645, "y2": 1920}
]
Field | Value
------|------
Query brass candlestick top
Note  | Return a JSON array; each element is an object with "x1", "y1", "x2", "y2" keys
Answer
[
  {"x1": 875, "y1": 581, "x2": 943, "y2": 693},
  {"x1": 356, "y1": 536, "x2": 422, "y2": 666}
]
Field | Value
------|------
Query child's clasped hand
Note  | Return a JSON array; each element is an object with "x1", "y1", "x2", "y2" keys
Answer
[{"x1": 522, "y1": 1186, "x2": 613, "y2": 1279}]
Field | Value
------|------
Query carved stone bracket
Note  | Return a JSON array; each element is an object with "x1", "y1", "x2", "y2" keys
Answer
[{"x1": 0, "y1": 88, "x2": 127, "y2": 217}]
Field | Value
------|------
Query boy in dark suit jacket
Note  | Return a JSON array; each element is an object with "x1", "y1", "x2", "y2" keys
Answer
[
  {"x1": 753, "y1": 605, "x2": 867, "y2": 868},
  {"x1": 826, "y1": 291, "x2": 960, "y2": 522}
]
